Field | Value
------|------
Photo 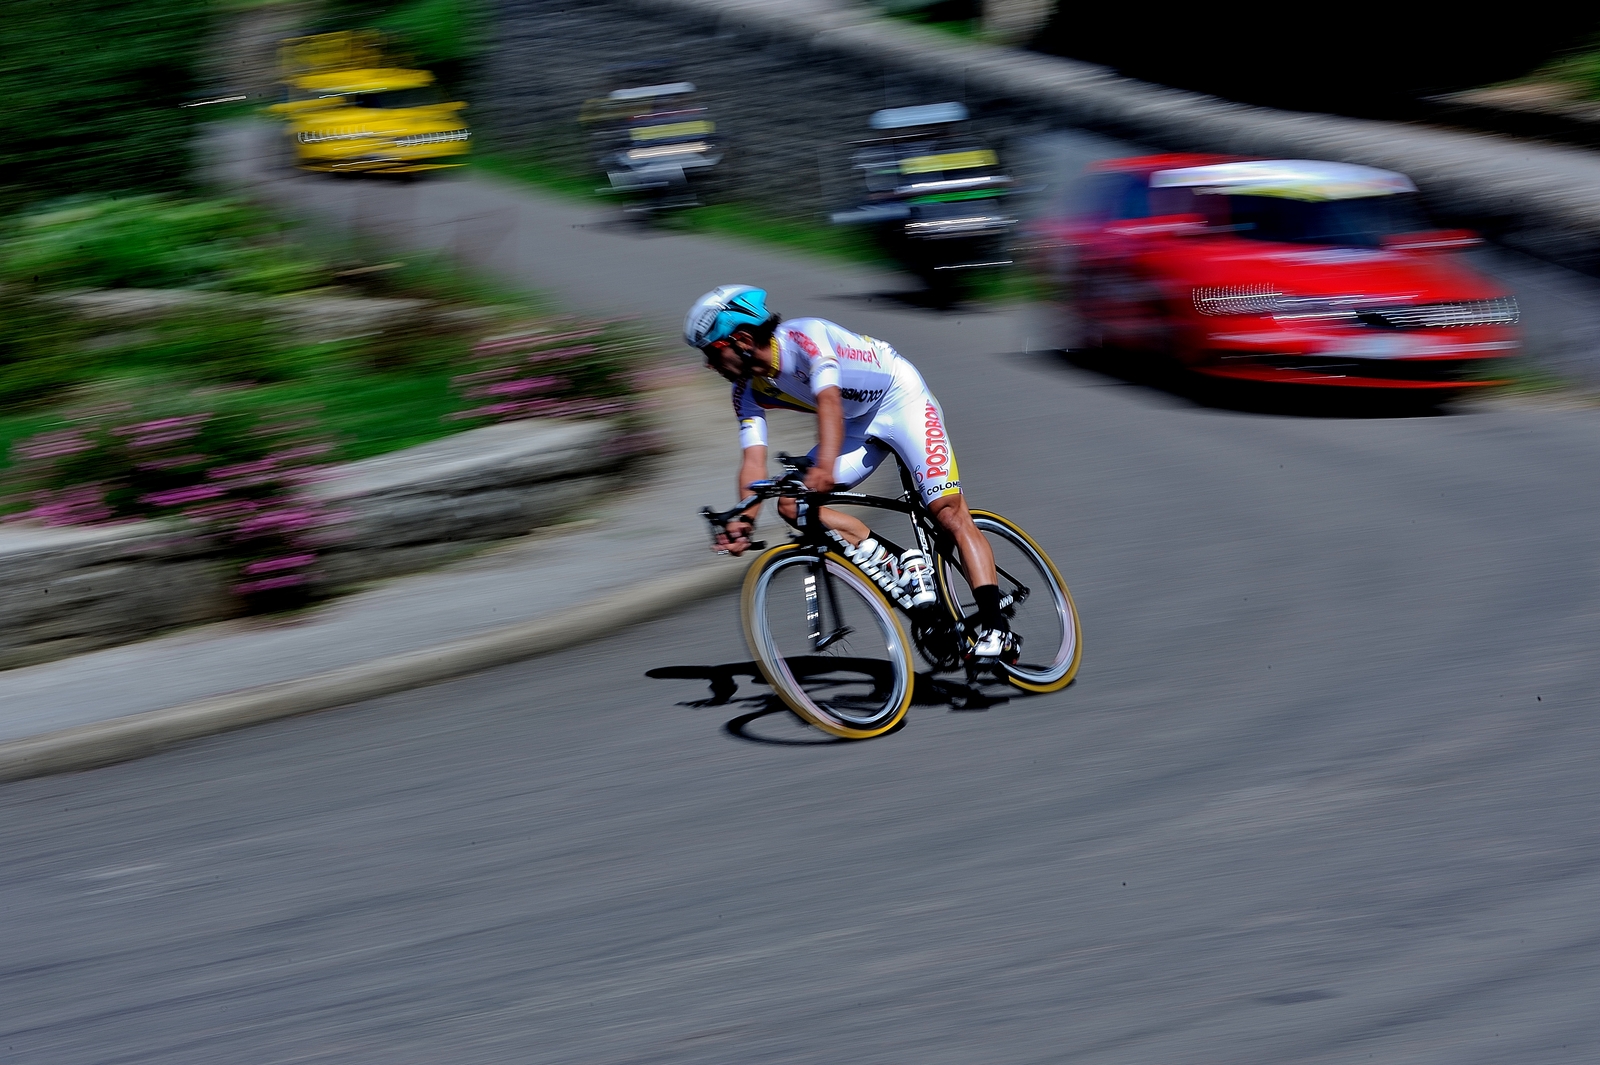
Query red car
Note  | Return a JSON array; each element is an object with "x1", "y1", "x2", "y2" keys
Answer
[{"x1": 1042, "y1": 155, "x2": 1520, "y2": 391}]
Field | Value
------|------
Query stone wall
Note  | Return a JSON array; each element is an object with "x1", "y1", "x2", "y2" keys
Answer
[
  {"x1": 0, "y1": 525, "x2": 233, "y2": 671},
  {"x1": 475, "y1": 0, "x2": 1030, "y2": 224},
  {"x1": 0, "y1": 419, "x2": 628, "y2": 669},
  {"x1": 311, "y1": 419, "x2": 626, "y2": 585}
]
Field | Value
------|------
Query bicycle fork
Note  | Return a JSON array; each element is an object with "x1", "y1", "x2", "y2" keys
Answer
[{"x1": 804, "y1": 553, "x2": 853, "y2": 651}]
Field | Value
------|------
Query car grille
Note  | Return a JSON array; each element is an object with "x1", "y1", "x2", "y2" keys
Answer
[
  {"x1": 1357, "y1": 297, "x2": 1519, "y2": 329},
  {"x1": 393, "y1": 129, "x2": 471, "y2": 148}
]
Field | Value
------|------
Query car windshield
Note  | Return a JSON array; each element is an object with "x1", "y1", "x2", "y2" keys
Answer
[
  {"x1": 348, "y1": 87, "x2": 441, "y2": 109},
  {"x1": 1219, "y1": 193, "x2": 1427, "y2": 247}
]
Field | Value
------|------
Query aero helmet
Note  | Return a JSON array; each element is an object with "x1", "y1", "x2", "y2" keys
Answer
[{"x1": 684, "y1": 285, "x2": 773, "y2": 350}]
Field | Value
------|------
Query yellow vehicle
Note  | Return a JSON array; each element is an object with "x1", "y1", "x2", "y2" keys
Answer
[{"x1": 272, "y1": 33, "x2": 470, "y2": 174}]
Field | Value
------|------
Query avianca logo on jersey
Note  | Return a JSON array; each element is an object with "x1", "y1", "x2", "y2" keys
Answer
[
  {"x1": 837, "y1": 343, "x2": 881, "y2": 367},
  {"x1": 924, "y1": 402, "x2": 950, "y2": 477}
]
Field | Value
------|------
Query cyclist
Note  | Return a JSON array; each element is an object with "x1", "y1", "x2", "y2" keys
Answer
[{"x1": 685, "y1": 284, "x2": 1018, "y2": 666}]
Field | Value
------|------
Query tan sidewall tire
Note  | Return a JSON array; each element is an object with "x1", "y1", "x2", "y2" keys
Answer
[
  {"x1": 741, "y1": 543, "x2": 915, "y2": 739},
  {"x1": 937, "y1": 510, "x2": 1083, "y2": 693}
]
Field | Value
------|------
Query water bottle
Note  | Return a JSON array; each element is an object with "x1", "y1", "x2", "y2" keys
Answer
[
  {"x1": 898, "y1": 548, "x2": 937, "y2": 607},
  {"x1": 829, "y1": 528, "x2": 938, "y2": 608}
]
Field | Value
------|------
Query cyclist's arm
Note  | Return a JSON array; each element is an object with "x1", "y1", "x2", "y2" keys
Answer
[
  {"x1": 806, "y1": 386, "x2": 843, "y2": 493},
  {"x1": 737, "y1": 444, "x2": 768, "y2": 518},
  {"x1": 713, "y1": 444, "x2": 766, "y2": 555}
]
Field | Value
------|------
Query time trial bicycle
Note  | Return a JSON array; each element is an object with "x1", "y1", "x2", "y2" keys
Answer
[{"x1": 704, "y1": 453, "x2": 1080, "y2": 739}]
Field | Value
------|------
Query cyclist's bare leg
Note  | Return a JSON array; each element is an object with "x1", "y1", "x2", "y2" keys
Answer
[
  {"x1": 928, "y1": 493, "x2": 997, "y2": 587},
  {"x1": 776, "y1": 497, "x2": 870, "y2": 545}
]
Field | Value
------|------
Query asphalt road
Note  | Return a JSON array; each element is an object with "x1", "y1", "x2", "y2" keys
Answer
[{"x1": 6, "y1": 137, "x2": 1600, "y2": 1062}]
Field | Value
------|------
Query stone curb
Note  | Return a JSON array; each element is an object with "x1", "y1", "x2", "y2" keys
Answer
[{"x1": 0, "y1": 555, "x2": 750, "y2": 784}]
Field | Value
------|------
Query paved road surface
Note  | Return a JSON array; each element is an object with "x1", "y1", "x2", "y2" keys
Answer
[{"x1": 4, "y1": 138, "x2": 1600, "y2": 1062}]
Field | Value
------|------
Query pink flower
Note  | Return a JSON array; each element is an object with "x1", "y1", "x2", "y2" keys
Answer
[
  {"x1": 234, "y1": 573, "x2": 308, "y2": 595},
  {"x1": 209, "y1": 457, "x2": 281, "y2": 480},
  {"x1": 135, "y1": 453, "x2": 207, "y2": 472},
  {"x1": 14, "y1": 431, "x2": 95, "y2": 461},
  {"x1": 452, "y1": 366, "x2": 519, "y2": 386},
  {"x1": 23, "y1": 486, "x2": 111, "y2": 526},
  {"x1": 118, "y1": 416, "x2": 205, "y2": 435},
  {"x1": 242, "y1": 553, "x2": 317, "y2": 575},
  {"x1": 236, "y1": 509, "x2": 321, "y2": 536},
  {"x1": 482, "y1": 376, "x2": 562, "y2": 397},
  {"x1": 142, "y1": 484, "x2": 226, "y2": 508},
  {"x1": 521, "y1": 344, "x2": 595, "y2": 365}
]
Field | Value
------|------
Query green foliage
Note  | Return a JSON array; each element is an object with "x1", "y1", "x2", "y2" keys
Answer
[
  {"x1": 1540, "y1": 40, "x2": 1600, "y2": 100},
  {"x1": 318, "y1": 0, "x2": 486, "y2": 90},
  {"x1": 0, "y1": 196, "x2": 325, "y2": 293},
  {"x1": 375, "y1": 0, "x2": 484, "y2": 68},
  {"x1": 1, "y1": 0, "x2": 213, "y2": 200},
  {"x1": 0, "y1": 194, "x2": 652, "y2": 475},
  {"x1": 0, "y1": 292, "x2": 89, "y2": 409}
]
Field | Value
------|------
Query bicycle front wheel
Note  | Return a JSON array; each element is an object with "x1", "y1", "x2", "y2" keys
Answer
[
  {"x1": 742, "y1": 543, "x2": 915, "y2": 739},
  {"x1": 936, "y1": 511, "x2": 1082, "y2": 693}
]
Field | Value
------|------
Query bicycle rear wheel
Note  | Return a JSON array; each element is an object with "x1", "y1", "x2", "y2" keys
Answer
[
  {"x1": 742, "y1": 543, "x2": 915, "y2": 739},
  {"x1": 936, "y1": 510, "x2": 1082, "y2": 692}
]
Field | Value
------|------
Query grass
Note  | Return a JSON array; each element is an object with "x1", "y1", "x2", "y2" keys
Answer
[
  {"x1": 472, "y1": 152, "x2": 607, "y2": 204},
  {"x1": 475, "y1": 150, "x2": 889, "y2": 266},
  {"x1": 0, "y1": 362, "x2": 464, "y2": 482},
  {"x1": 223, "y1": 367, "x2": 466, "y2": 462},
  {"x1": 0, "y1": 194, "x2": 645, "y2": 482},
  {"x1": 472, "y1": 150, "x2": 1043, "y2": 304},
  {"x1": 1529, "y1": 44, "x2": 1600, "y2": 101},
  {"x1": 1487, "y1": 354, "x2": 1578, "y2": 396}
]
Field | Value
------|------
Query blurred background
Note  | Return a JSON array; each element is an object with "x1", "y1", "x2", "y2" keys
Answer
[
  {"x1": 6, "y1": 4, "x2": 1600, "y2": 1061},
  {"x1": 8, "y1": 0, "x2": 1600, "y2": 551}
]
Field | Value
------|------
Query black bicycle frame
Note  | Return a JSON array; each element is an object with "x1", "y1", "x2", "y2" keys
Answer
[{"x1": 706, "y1": 455, "x2": 1027, "y2": 658}]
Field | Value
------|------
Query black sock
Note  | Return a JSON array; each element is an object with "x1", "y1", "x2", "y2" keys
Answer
[{"x1": 973, "y1": 584, "x2": 1006, "y2": 631}]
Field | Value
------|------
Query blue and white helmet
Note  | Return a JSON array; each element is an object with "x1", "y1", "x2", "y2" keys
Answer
[{"x1": 684, "y1": 285, "x2": 773, "y2": 349}]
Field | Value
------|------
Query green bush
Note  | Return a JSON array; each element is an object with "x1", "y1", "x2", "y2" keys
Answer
[
  {"x1": 319, "y1": 0, "x2": 486, "y2": 91},
  {"x1": 0, "y1": 292, "x2": 89, "y2": 409},
  {"x1": 100, "y1": 309, "x2": 338, "y2": 386},
  {"x1": 2, "y1": 0, "x2": 213, "y2": 201},
  {"x1": 375, "y1": 0, "x2": 484, "y2": 68},
  {"x1": 0, "y1": 196, "x2": 325, "y2": 293},
  {"x1": 0, "y1": 193, "x2": 653, "y2": 470}
]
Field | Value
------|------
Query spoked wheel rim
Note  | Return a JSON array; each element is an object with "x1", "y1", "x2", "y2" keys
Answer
[{"x1": 745, "y1": 548, "x2": 914, "y2": 737}]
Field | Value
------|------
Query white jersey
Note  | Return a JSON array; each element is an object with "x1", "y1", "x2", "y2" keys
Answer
[
  {"x1": 731, "y1": 317, "x2": 963, "y2": 507},
  {"x1": 731, "y1": 318, "x2": 899, "y2": 448}
]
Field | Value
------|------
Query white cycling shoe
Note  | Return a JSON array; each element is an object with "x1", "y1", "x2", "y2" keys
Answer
[{"x1": 968, "y1": 627, "x2": 1021, "y2": 665}]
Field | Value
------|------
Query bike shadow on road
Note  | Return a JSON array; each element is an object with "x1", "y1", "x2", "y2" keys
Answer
[
  {"x1": 645, "y1": 663, "x2": 1011, "y2": 745},
  {"x1": 1037, "y1": 346, "x2": 1459, "y2": 418}
]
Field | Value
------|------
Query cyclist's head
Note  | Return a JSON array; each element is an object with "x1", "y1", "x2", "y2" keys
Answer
[{"x1": 684, "y1": 285, "x2": 780, "y2": 378}]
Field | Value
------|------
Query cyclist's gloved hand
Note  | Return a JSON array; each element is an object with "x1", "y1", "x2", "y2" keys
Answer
[
  {"x1": 804, "y1": 466, "x2": 835, "y2": 495},
  {"x1": 715, "y1": 517, "x2": 756, "y2": 555}
]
